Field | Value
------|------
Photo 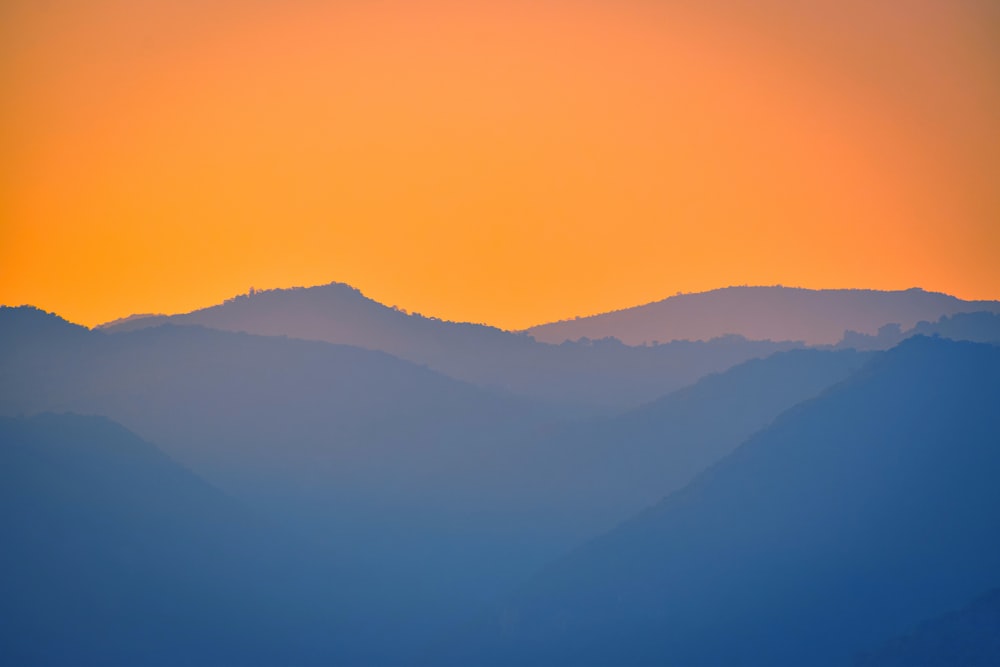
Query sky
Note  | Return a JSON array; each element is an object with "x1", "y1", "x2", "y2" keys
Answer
[{"x1": 2, "y1": 0, "x2": 999, "y2": 329}]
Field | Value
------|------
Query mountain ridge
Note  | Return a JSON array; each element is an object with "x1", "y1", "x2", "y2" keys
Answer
[
  {"x1": 525, "y1": 285, "x2": 1000, "y2": 345},
  {"x1": 92, "y1": 284, "x2": 803, "y2": 410}
]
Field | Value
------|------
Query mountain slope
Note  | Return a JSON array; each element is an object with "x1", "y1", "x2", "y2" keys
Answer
[
  {"x1": 525, "y1": 286, "x2": 1000, "y2": 345},
  {"x1": 0, "y1": 413, "x2": 353, "y2": 666},
  {"x1": 855, "y1": 588, "x2": 1000, "y2": 666},
  {"x1": 485, "y1": 348, "x2": 872, "y2": 542},
  {"x1": 97, "y1": 283, "x2": 801, "y2": 409},
  {"x1": 444, "y1": 337, "x2": 1000, "y2": 666}
]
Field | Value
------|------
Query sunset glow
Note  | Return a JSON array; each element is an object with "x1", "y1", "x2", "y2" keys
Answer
[{"x1": 3, "y1": 0, "x2": 998, "y2": 328}]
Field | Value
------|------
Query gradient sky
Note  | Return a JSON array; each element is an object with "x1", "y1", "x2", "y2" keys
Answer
[{"x1": 3, "y1": 0, "x2": 999, "y2": 329}]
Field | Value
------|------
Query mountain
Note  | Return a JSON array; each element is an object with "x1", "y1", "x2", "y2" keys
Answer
[
  {"x1": 443, "y1": 337, "x2": 1000, "y2": 666},
  {"x1": 524, "y1": 286, "x2": 1000, "y2": 345},
  {"x1": 482, "y1": 347, "x2": 872, "y2": 543},
  {"x1": 97, "y1": 283, "x2": 802, "y2": 410},
  {"x1": 0, "y1": 413, "x2": 353, "y2": 666},
  {"x1": 0, "y1": 307, "x2": 865, "y2": 554},
  {"x1": 1, "y1": 305, "x2": 551, "y2": 495},
  {"x1": 1, "y1": 305, "x2": 568, "y2": 657},
  {"x1": 0, "y1": 305, "x2": 869, "y2": 662},
  {"x1": 838, "y1": 310, "x2": 1000, "y2": 350},
  {"x1": 855, "y1": 588, "x2": 1000, "y2": 666}
]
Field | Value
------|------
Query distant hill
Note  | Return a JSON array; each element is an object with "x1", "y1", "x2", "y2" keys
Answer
[
  {"x1": 855, "y1": 588, "x2": 1000, "y2": 666},
  {"x1": 97, "y1": 283, "x2": 802, "y2": 410},
  {"x1": 524, "y1": 286, "x2": 1000, "y2": 345},
  {"x1": 837, "y1": 310, "x2": 1000, "y2": 350},
  {"x1": 443, "y1": 337, "x2": 1000, "y2": 666},
  {"x1": 0, "y1": 413, "x2": 355, "y2": 666}
]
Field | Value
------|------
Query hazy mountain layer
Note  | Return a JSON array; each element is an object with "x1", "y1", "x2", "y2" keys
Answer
[
  {"x1": 1, "y1": 305, "x2": 551, "y2": 495},
  {"x1": 444, "y1": 337, "x2": 1000, "y2": 666},
  {"x1": 0, "y1": 413, "x2": 357, "y2": 666},
  {"x1": 525, "y1": 286, "x2": 1000, "y2": 345},
  {"x1": 837, "y1": 310, "x2": 1000, "y2": 350},
  {"x1": 98, "y1": 282, "x2": 801, "y2": 409},
  {"x1": 484, "y1": 348, "x2": 872, "y2": 543}
]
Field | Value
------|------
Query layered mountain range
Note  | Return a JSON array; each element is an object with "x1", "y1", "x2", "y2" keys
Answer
[
  {"x1": 95, "y1": 283, "x2": 1000, "y2": 408},
  {"x1": 440, "y1": 336, "x2": 1000, "y2": 665},
  {"x1": 2, "y1": 283, "x2": 999, "y2": 665}
]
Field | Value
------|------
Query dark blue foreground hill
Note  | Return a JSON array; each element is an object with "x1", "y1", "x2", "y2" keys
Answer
[
  {"x1": 440, "y1": 336, "x2": 1000, "y2": 666},
  {"x1": 855, "y1": 587, "x2": 1000, "y2": 666},
  {"x1": 0, "y1": 413, "x2": 358, "y2": 666}
]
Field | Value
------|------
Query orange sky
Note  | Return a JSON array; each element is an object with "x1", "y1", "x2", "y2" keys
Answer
[{"x1": 2, "y1": 0, "x2": 999, "y2": 329}]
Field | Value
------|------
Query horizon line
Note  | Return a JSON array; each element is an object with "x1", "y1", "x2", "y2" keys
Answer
[{"x1": 4, "y1": 281, "x2": 995, "y2": 333}]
